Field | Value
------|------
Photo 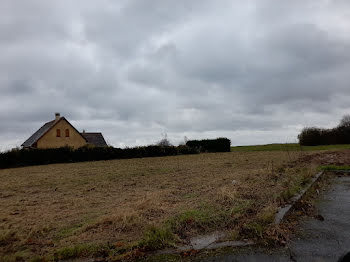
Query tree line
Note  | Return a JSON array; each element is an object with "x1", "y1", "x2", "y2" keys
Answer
[{"x1": 298, "y1": 115, "x2": 350, "y2": 146}]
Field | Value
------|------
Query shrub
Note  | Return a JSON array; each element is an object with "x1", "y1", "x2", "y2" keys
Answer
[
  {"x1": 298, "y1": 127, "x2": 323, "y2": 146},
  {"x1": 298, "y1": 115, "x2": 350, "y2": 146},
  {"x1": 0, "y1": 145, "x2": 198, "y2": 169},
  {"x1": 298, "y1": 126, "x2": 350, "y2": 146},
  {"x1": 186, "y1": 138, "x2": 231, "y2": 152}
]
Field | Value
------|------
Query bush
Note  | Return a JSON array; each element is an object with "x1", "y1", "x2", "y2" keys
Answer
[
  {"x1": 298, "y1": 124, "x2": 350, "y2": 146},
  {"x1": 298, "y1": 127, "x2": 323, "y2": 146},
  {"x1": 186, "y1": 138, "x2": 231, "y2": 152},
  {"x1": 0, "y1": 145, "x2": 198, "y2": 169}
]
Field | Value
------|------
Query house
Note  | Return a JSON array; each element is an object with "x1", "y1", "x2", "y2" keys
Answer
[
  {"x1": 81, "y1": 131, "x2": 108, "y2": 147},
  {"x1": 22, "y1": 113, "x2": 108, "y2": 149}
]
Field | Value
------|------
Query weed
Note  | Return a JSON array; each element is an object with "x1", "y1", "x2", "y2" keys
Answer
[
  {"x1": 278, "y1": 167, "x2": 315, "y2": 204},
  {"x1": 168, "y1": 207, "x2": 231, "y2": 238},
  {"x1": 280, "y1": 186, "x2": 300, "y2": 203},
  {"x1": 216, "y1": 186, "x2": 237, "y2": 205},
  {"x1": 301, "y1": 173, "x2": 312, "y2": 186},
  {"x1": 242, "y1": 222, "x2": 265, "y2": 238},
  {"x1": 138, "y1": 226, "x2": 176, "y2": 251},
  {"x1": 231, "y1": 200, "x2": 253, "y2": 217},
  {"x1": 239, "y1": 205, "x2": 276, "y2": 239},
  {"x1": 228, "y1": 229, "x2": 240, "y2": 240},
  {"x1": 256, "y1": 205, "x2": 277, "y2": 226},
  {"x1": 27, "y1": 225, "x2": 52, "y2": 242}
]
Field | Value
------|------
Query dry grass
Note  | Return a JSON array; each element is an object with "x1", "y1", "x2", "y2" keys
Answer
[{"x1": 0, "y1": 151, "x2": 321, "y2": 260}]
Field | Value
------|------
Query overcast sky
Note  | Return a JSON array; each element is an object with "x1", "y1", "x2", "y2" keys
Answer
[{"x1": 1, "y1": 0, "x2": 350, "y2": 150}]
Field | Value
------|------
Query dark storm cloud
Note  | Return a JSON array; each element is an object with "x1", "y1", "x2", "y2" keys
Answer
[{"x1": 1, "y1": 0, "x2": 350, "y2": 150}]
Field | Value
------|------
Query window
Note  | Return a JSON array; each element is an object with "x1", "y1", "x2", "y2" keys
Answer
[
  {"x1": 65, "y1": 129, "x2": 69, "y2": 137},
  {"x1": 56, "y1": 129, "x2": 61, "y2": 137}
]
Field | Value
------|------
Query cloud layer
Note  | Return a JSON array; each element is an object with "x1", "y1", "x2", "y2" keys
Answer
[{"x1": 1, "y1": 0, "x2": 350, "y2": 150}]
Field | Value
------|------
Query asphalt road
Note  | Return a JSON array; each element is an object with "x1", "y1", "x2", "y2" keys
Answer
[{"x1": 201, "y1": 175, "x2": 350, "y2": 262}]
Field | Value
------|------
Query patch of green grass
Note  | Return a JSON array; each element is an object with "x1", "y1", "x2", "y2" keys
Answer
[
  {"x1": 280, "y1": 179, "x2": 305, "y2": 203},
  {"x1": 319, "y1": 165, "x2": 350, "y2": 171},
  {"x1": 138, "y1": 226, "x2": 176, "y2": 251},
  {"x1": 302, "y1": 144, "x2": 350, "y2": 151},
  {"x1": 231, "y1": 200, "x2": 253, "y2": 216},
  {"x1": 279, "y1": 168, "x2": 313, "y2": 203},
  {"x1": 57, "y1": 222, "x2": 85, "y2": 239},
  {"x1": 139, "y1": 207, "x2": 233, "y2": 251},
  {"x1": 240, "y1": 205, "x2": 276, "y2": 239},
  {"x1": 231, "y1": 143, "x2": 301, "y2": 152},
  {"x1": 56, "y1": 214, "x2": 101, "y2": 240},
  {"x1": 168, "y1": 207, "x2": 231, "y2": 238},
  {"x1": 231, "y1": 143, "x2": 350, "y2": 152}
]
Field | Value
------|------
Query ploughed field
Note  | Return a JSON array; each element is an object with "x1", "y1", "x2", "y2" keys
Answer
[{"x1": 1, "y1": 149, "x2": 348, "y2": 260}]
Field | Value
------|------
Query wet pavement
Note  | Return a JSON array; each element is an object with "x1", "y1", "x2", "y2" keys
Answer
[{"x1": 201, "y1": 175, "x2": 350, "y2": 262}]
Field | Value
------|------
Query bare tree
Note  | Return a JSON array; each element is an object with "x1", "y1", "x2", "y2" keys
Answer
[
  {"x1": 157, "y1": 133, "x2": 172, "y2": 146},
  {"x1": 179, "y1": 136, "x2": 188, "y2": 146},
  {"x1": 339, "y1": 115, "x2": 350, "y2": 128}
]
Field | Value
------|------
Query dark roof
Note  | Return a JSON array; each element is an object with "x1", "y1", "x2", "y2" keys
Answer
[
  {"x1": 22, "y1": 119, "x2": 57, "y2": 147},
  {"x1": 81, "y1": 133, "x2": 107, "y2": 147}
]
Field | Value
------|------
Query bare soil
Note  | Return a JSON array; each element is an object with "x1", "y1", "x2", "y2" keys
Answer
[{"x1": 294, "y1": 149, "x2": 350, "y2": 166}]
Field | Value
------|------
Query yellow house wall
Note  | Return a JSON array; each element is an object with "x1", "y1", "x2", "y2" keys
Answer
[{"x1": 36, "y1": 119, "x2": 87, "y2": 149}]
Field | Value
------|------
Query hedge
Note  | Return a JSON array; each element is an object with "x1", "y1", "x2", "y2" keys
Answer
[
  {"x1": 0, "y1": 145, "x2": 199, "y2": 169},
  {"x1": 186, "y1": 138, "x2": 231, "y2": 152},
  {"x1": 298, "y1": 126, "x2": 350, "y2": 146}
]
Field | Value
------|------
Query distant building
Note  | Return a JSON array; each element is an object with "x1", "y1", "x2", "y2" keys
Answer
[{"x1": 22, "y1": 113, "x2": 107, "y2": 149}]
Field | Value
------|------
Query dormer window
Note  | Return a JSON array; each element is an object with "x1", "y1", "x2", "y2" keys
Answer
[
  {"x1": 56, "y1": 129, "x2": 61, "y2": 137},
  {"x1": 65, "y1": 129, "x2": 69, "y2": 137}
]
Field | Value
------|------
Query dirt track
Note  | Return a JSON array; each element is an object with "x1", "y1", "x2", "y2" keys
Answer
[{"x1": 295, "y1": 149, "x2": 350, "y2": 166}]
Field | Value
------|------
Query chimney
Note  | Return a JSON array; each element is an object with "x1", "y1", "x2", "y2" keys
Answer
[
  {"x1": 83, "y1": 129, "x2": 85, "y2": 133},
  {"x1": 55, "y1": 112, "x2": 60, "y2": 121}
]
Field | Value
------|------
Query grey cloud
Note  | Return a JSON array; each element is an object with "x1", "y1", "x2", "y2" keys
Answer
[{"x1": 1, "y1": 0, "x2": 350, "y2": 150}]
